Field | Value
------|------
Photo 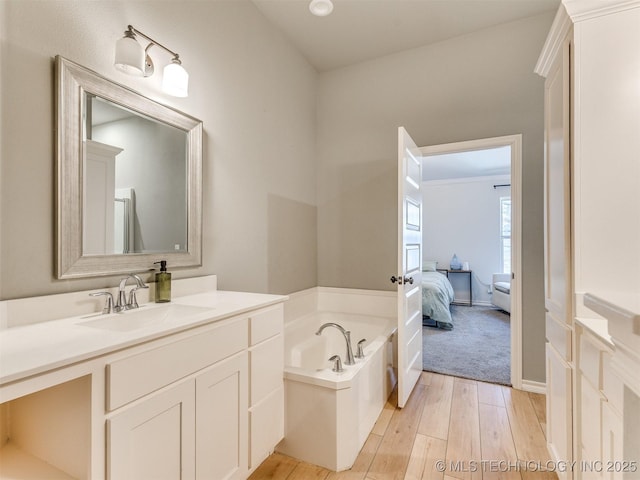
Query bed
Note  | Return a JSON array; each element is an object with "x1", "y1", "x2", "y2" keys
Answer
[{"x1": 422, "y1": 270, "x2": 455, "y2": 329}]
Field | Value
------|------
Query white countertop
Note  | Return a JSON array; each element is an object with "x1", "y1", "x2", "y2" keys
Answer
[
  {"x1": 583, "y1": 291, "x2": 640, "y2": 354},
  {"x1": 575, "y1": 317, "x2": 613, "y2": 346},
  {"x1": 584, "y1": 292, "x2": 640, "y2": 330},
  {"x1": 0, "y1": 290, "x2": 286, "y2": 386}
]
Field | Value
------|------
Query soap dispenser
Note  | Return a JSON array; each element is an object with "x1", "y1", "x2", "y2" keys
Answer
[{"x1": 154, "y1": 260, "x2": 171, "y2": 303}]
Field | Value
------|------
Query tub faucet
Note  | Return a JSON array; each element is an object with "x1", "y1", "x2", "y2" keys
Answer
[
  {"x1": 116, "y1": 274, "x2": 149, "y2": 311},
  {"x1": 329, "y1": 355, "x2": 344, "y2": 372},
  {"x1": 315, "y1": 323, "x2": 356, "y2": 365}
]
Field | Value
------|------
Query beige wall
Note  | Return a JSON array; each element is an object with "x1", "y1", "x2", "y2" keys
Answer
[
  {"x1": 1, "y1": 2, "x2": 553, "y2": 382},
  {"x1": 316, "y1": 12, "x2": 555, "y2": 382},
  {"x1": 0, "y1": 1, "x2": 318, "y2": 299}
]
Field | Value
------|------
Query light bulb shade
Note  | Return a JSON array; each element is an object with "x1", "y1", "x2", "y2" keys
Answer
[
  {"x1": 162, "y1": 61, "x2": 189, "y2": 97},
  {"x1": 309, "y1": 0, "x2": 333, "y2": 16},
  {"x1": 114, "y1": 35, "x2": 145, "y2": 76}
]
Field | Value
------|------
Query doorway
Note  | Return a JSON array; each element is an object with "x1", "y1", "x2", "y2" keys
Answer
[{"x1": 419, "y1": 134, "x2": 522, "y2": 389}]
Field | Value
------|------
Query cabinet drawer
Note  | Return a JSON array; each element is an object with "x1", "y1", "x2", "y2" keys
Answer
[
  {"x1": 250, "y1": 334, "x2": 284, "y2": 405},
  {"x1": 579, "y1": 334, "x2": 601, "y2": 389},
  {"x1": 546, "y1": 313, "x2": 571, "y2": 361},
  {"x1": 250, "y1": 305, "x2": 283, "y2": 346},
  {"x1": 249, "y1": 387, "x2": 284, "y2": 469},
  {"x1": 107, "y1": 317, "x2": 248, "y2": 410}
]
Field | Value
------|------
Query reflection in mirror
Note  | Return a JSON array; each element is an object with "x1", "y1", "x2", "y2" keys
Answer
[
  {"x1": 84, "y1": 95, "x2": 187, "y2": 255},
  {"x1": 56, "y1": 56, "x2": 202, "y2": 279}
]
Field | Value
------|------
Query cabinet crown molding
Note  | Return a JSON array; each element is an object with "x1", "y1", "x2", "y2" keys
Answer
[
  {"x1": 563, "y1": 0, "x2": 640, "y2": 22},
  {"x1": 535, "y1": 0, "x2": 640, "y2": 78},
  {"x1": 534, "y1": 5, "x2": 572, "y2": 78}
]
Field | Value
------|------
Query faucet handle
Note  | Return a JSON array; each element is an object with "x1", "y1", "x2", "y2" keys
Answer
[
  {"x1": 356, "y1": 338, "x2": 367, "y2": 359},
  {"x1": 127, "y1": 288, "x2": 140, "y2": 309},
  {"x1": 329, "y1": 355, "x2": 344, "y2": 372},
  {"x1": 90, "y1": 292, "x2": 115, "y2": 314},
  {"x1": 127, "y1": 284, "x2": 149, "y2": 309},
  {"x1": 130, "y1": 274, "x2": 149, "y2": 289}
]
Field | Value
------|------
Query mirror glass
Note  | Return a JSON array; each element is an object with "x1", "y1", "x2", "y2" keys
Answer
[
  {"x1": 56, "y1": 56, "x2": 202, "y2": 279},
  {"x1": 84, "y1": 95, "x2": 187, "y2": 255}
]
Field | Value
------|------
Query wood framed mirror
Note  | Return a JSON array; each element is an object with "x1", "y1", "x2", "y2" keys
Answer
[{"x1": 56, "y1": 56, "x2": 202, "y2": 278}]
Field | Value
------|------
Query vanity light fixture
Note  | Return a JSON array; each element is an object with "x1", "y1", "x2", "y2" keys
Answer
[
  {"x1": 309, "y1": 0, "x2": 333, "y2": 16},
  {"x1": 114, "y1": 25, "x2": 189, "y2": 97}
]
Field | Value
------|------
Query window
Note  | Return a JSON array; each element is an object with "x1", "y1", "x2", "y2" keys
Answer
[{"x1": 500, "y1": 197, "x2": 511, "y2": 274}]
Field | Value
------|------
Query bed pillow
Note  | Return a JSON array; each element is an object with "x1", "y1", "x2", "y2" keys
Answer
[{"x1": 423, "y1": 260, "x2": 438, "y2": 272}]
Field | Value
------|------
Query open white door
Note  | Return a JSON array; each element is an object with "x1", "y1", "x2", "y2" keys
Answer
[{"x1": 394, "y1": 127, "x2": 423, "y2": 408}]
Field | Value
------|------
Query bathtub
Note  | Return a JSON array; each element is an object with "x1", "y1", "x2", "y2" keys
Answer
[{"x1": 276, "y1": 309, "x2": 397, "y2": 471}]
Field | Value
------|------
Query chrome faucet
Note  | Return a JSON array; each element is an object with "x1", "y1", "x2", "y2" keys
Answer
[
  {"x1": 116, "y1": 274, "x2": 149, "y2": 311},
  {"x1": 89, "y1": 291, "x2": 115, "y2": 314},
  {"x1": 315, "y1": 322, "x2": 356, "y2": 366},
  {"x1": 329, "y1": 355, "x2": 344, "y2": 372}
]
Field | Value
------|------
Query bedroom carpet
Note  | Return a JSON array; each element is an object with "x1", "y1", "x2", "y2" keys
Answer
[{"x1": 423, "y1": 305, "x2": 511, "y2": 385}]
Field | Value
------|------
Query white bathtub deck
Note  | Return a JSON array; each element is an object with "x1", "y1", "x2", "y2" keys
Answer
[{"x1": 251, "y1": 373, "x2": 555, "y2": 480}]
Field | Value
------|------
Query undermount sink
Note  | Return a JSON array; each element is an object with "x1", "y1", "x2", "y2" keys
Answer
[{"x1": 78, "y1": 304, "x2": 213, "y2": 332}]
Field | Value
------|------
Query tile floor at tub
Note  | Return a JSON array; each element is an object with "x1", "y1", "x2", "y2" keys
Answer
[{"x1": 249, "y1": 372, "x2": 556, "y2": 480}]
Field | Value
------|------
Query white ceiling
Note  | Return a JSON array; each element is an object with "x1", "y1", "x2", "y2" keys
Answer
[
  {"x1": 422, "y1": 145, "x2": 511, "y2": 181},
  {"x1": 251, "y1": 0, "x2": 560, "y2": 72}
]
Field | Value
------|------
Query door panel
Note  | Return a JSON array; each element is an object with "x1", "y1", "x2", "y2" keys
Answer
[
  {"x1": 196, "y1": 352, "x2": 248, "y2": 480},
  {"x1": 543, "y1": 39, "x2": 572, "y2": 324},
  {"x1": 397, "y1": 127, "x2": 423, "y2": 408},
  {"x1": 108, "y1": 380, "x2": 196, "y2": 480}
]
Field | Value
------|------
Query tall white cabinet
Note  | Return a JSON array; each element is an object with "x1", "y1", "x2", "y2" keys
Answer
[
  {"x1": 536, "y1": 1, "x2": 640, "y2": 478},
  {"x1": 539, "y1": 17, "x2": 573, "y2": 472}
]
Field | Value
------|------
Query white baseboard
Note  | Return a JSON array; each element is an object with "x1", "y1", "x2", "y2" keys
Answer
[
  {"x1": 521, "y1": 379, "x2": 547, "y2": 394},
  {"x1": 451, "y1": 300, "x2": 493, "y2": 307},
  {"x1": 473, "y1": 300, "x2": 493, "y2": 307}
]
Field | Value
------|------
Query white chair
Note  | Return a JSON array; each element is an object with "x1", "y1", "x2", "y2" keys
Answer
[{"x1": 491, "y1": 273, "x2": 511, "y2": 313}]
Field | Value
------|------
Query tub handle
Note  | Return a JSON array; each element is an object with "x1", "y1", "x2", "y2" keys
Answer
[
  {"x1": 355, "y1": 338, "x2": 367, "y2": 359},
  {"x1": 329, "y1": 355, "x2": 344, "y2": 373}
]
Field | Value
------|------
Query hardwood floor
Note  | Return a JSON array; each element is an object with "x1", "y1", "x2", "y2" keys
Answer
[{"x1": 249, "y1": 373, "x2": 556, "y2": 480}]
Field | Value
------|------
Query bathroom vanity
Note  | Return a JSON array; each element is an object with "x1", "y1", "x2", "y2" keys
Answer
[{"x1": 0, "y1": 276, "x2": 286, "y2": 480}]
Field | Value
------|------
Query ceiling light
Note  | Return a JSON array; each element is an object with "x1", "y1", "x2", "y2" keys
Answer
[
  {"x1": 309, "y1": 0, "x2": 333, "y2": 17},
  {"x1": 114, "y1": 25, "x2": 189, "y2": 97}
]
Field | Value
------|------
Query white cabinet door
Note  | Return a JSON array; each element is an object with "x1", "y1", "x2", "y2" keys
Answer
[
  {"x1": 601, "y1": 402, "x2": 624, "y2": 480},
  {"x1": 108, "y1": 380, "x2": 196, "y2": 480},
  {"x1": 543, "y1": 27, "x2": 574, "y2": 475},
  {"x1": 543, "y1": 32, "x2": 572, "y2": 326},
  {"x1": 546, "y1": 343, "x2": 573, "y2": 473},
  {"x1": 580, "y1": 375, "x2": 602, "y2": 466},
  {"x1": 196, "y1": 352, "x2": 248, "y2": 480}
]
